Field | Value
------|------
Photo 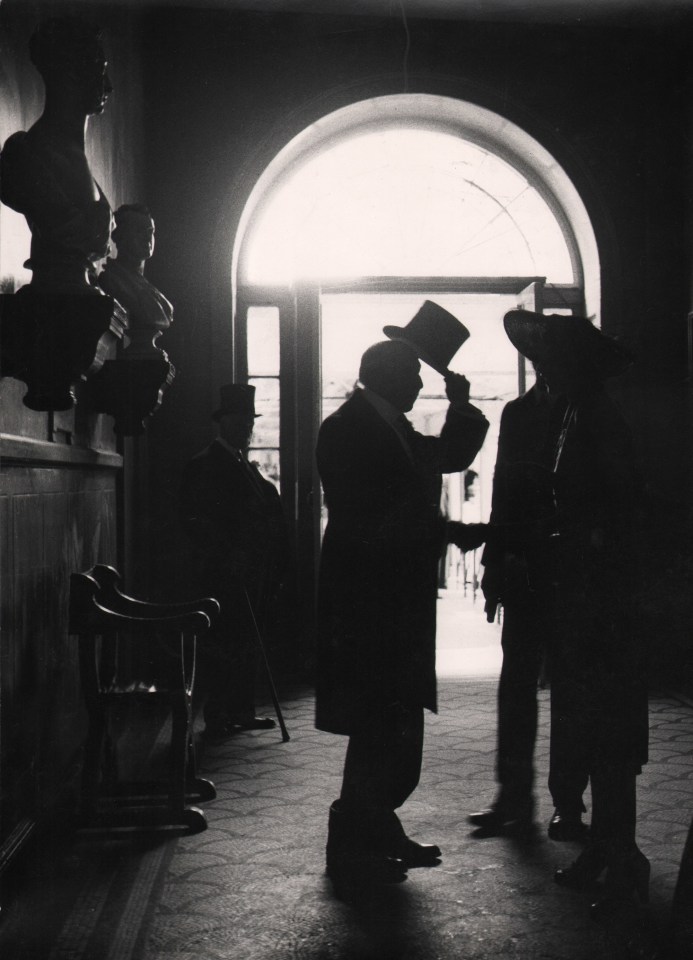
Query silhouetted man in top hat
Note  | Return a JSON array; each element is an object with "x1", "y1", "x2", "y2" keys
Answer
[
  {"x1": 180, "y1": 384, "x2": 288, "y2": 740},
  {"x1": 315, "y1": 301, "x2": 489, "y2": 894}
]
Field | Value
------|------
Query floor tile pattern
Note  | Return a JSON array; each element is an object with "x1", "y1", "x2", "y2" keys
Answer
[
  {"x1": 1, "y1": 681, "x2": 691, "y2": 959},
  {"x1": 142, "y1": 682, "x2": 692, "y2": 960}
]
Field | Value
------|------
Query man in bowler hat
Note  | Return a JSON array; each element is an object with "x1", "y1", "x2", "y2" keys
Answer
[
  {"x1": 315, "y1": 301, "x2": 489, "y2": 893},
  {"x1": 180, "y1": 385, "x2": 288, "y2": 740}
]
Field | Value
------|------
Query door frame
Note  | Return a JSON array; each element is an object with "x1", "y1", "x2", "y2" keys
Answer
[{"x1": 236, "y1": 274, "x2": 586, "y2": 617}]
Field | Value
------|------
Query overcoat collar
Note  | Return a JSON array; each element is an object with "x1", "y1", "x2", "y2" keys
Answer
[{"x1": 345, "y1": 390, "x2": 415, "y2": 469}]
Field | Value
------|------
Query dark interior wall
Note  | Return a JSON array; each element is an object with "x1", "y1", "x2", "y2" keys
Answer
[
  {"x1": 141, "y1": 9, "x2": 693, "y2": 599},
  {"x1": 0, "y1": 0, "x2": 146, "y2": 856},
  {"x1": 141, "y1": 9, "x2": 693, "y2": 364}
]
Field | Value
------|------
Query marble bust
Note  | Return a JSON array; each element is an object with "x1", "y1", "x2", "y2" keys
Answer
[
  {"x1": 98, "y1": 204, "x2": 173, "y2": 356},
  {"x1": 0, "y1": 17, "x2": 113, "y2": 294}
]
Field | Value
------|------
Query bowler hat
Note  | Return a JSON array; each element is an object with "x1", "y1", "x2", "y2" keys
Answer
[
  {"x1": 503, "y1": 310, "x2": 633, "y2": 381},
  {"x1": 212, "y1": 384, "x2": 259, "y2": 421},
  {"x1": 383, "y1": 300, "x2": 470, "y2": 376}
]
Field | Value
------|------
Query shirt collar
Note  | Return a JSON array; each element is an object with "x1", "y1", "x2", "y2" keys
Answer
[{"x1": 216, "y1": 436, "x2": 244, "y2": 458}]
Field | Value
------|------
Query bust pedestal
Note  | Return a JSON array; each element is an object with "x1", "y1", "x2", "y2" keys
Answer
[
  {"x1": 86, "y1": 352, "x2": 176, "y2": 436},
  {"x1": 0, "y1": 287, "x2": 127, "y2": 411}
]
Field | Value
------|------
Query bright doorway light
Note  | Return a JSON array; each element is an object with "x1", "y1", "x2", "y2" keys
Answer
[{"x1": 244, "y1": 128, "x2": 574, "y2": 285}]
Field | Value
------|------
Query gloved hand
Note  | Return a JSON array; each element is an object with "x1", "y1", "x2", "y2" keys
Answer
[
  {"x1": 482, "y1": 552, "x2": 530, "y2": 618},
  {"x1": 444, "y1": 372, "x2": 471, "y2": 406},
  {"x1": 446, "y1": 521, "x2": 488, "y2": 552},
  {"x1": 481, "y1": 564, "x2": 502, "y2": 623}
]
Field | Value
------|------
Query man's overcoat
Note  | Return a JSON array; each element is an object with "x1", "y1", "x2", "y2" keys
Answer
[
  {"x1": 549, "y1": 387, "x2": 649, "y2": 769},
  {"x1": 315, "y1": 390, "x2": 488, "y2": 735},
  {"x1": 179, "y1": 438, "x2": 287, "y2": 622}
]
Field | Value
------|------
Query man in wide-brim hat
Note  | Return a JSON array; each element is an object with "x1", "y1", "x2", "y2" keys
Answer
[
  {"x1": 469, "y1": 314, "x2": 604, "y2": 842},
  {"x1": 502, "y1": 310, "x2": 633, "y2": 393},
  {"x1": 497, "y1": 309, "x2": 649, "y2": 917}
]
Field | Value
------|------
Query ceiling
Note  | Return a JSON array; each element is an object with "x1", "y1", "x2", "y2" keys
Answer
[{"x1": 60, "y1": 0, "x2": 691, "y2": 23}]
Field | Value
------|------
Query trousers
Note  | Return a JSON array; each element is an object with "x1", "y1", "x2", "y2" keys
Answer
[
  {"x1": 199, "y1": 577, "x2": 263, "y2": 726},
  {"x1": 338, "y1": 703, "x2": 424, "y2": 842},
  {"x1": 497, "y1": 599, "x2": 588, "y2": 813}
]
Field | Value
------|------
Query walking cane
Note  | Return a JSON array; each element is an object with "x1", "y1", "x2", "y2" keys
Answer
[{"x1": 242, "y1": 586, "x2": 290, "y2": 742}]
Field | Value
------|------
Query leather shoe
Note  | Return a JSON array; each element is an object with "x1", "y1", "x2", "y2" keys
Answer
[
  {"x1": 590, "y1": 848, "x2": 650, "y2": 921},
  {"x1": 468, "y1": 807, "x2": 534, "y2": 838},
  {"x1": 201, "y1": 721, "x2": 242, "y2": 742},
  {"x1": 327, "y1": 850, "x2": 408, "y2": 886},
  {"x1": 554, "y1": 844, "x2": 607, "y2": 889},
  {"x1": 236, "y1": 716, "x2": 276, "y2": 730},
  {"x1": 548, "y1": 809, "x2": 589, "y2": 842},
  {"x1": 468, "y1": 808, "x2": 502, "y2": 828},
  {"x1": 391, "y1": 837, "x2": 442, "y2": 868}
]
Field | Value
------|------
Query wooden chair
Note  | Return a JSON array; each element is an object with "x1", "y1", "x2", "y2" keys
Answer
[{"x1": 69, "y1": 565, "x2": 220, "y2": 833}]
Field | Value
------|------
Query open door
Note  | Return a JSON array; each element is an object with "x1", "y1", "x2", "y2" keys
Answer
[
  {"x1": 239, "y1": 276, "x2": 548, "y2": 620},
  {"x1": 514, "y1": 279, "x2": 544, "y2": 395}
]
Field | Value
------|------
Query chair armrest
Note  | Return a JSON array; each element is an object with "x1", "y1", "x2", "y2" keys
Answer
[
  {"x1": 87, "y1": 564, "x2": 220, "y2": 623},
  {"x1": 69, "y1": 572, "x2": 213, "y2": 638}
]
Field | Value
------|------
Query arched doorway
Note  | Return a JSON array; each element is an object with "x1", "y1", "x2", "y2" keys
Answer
[{"x1": 231, "y1": 94, "x2": 599, "y2": 642}]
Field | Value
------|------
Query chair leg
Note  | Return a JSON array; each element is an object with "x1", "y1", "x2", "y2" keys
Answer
[
  {"x1": 81, "y1": 705, "x2": 107, "y2": 817},
  {"x1": 170, "y1": 698, "x2": 191, "y2": 816},
  {"x1": 187, "y1": 722, "x2": 197, "y2": 776}
]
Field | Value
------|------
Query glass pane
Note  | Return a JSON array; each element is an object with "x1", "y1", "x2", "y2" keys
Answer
[
  {"x1": 247, "y1": 306, "x2": 279, "y2": 376},
  {"x1": 320, "y1": 291, "x2": 529, "y2": 524},
  {"x1": 245, "y1": 128, "x2": 573, "y2": 284},
  {"x1": 249, "y1": 376, "x2": 279, "y2": 449},
  {"x1": 248, "y1": 448, "x2": 280, "y2": 488},
  {"x1": 0, "y1": 205, "x2": 32, "y2": 291}
]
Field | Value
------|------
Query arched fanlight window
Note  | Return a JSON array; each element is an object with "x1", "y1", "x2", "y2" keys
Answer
[{"x1": 244, "y1": 128, "x2": 574, "y2": 286}]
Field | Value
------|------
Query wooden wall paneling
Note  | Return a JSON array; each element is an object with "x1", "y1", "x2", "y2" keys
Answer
[
  {"x1": 41, "y1": 491, "x2": 80, "y2": 799},
  {"x1": 0, "y1": 496, "x2": 13, "y2": 832},
  {"x1": 78, "y1": 487, "x2": 117, "y2": 572},
  {"x1": 7, "y1": 491, "x2": 45, "y2": 834},
  {"x1": 0, "y1": 380, "x2": 49, "y2": 440},
  {"x1": 0, "y1": 466, "x2": 119, "y2": 854}
]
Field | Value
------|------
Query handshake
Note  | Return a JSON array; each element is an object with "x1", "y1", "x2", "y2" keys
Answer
[{"x1": 446, "y1": 520, "x2": 489, "y2": 553}]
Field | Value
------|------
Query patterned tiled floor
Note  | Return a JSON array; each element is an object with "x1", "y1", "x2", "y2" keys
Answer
[
  {"x1": 145, "y1": 682, "x2": 691, "y2": 960},
  {"x1": 2, "y1": 681, "x2": 691, "y2": 959}
]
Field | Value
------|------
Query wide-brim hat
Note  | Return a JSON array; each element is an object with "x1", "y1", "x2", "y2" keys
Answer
[
  {"x1": 383, "y1": 300, "x2": 470, "y2": 376},
  {"x1": 212, "y1": 384, "x2": 259, "y2": 420},
  {"x1": 503, "y1": 310, "x2": 633, "y2": 381}
]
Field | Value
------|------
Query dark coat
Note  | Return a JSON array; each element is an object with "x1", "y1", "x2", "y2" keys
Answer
[
  {"x1": 179, "y1": 438, "x2": 287, "y2": 604},
  {"x1": 481, "y1": 383, "x2": 648, "y2": 770},
  {"x1": 179, "y1": 441, "x2": 289, "y2": 720},
  {"x1": 549, "y1": 385, "x2": 649, "y2": 768},
  {"x1": 481, "y1": 383, "x2": 570, "y2": 604},
  {"x1": 315, "y1": 390, "x2": 488, "y2": 735},
  {"x1": 502, "y1": 386, "x2": 648, "y2": 769}
]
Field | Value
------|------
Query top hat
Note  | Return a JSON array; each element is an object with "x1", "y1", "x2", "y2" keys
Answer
[
  {"x1": 503, "y1": 310, "x2": 633, "y2": 381},
  {"x1": 212, "y1": 384, "x2": 259, "y2": 420},
  {"x1": 383, "y1": 300, "x2": 470, "y2": 376}
]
